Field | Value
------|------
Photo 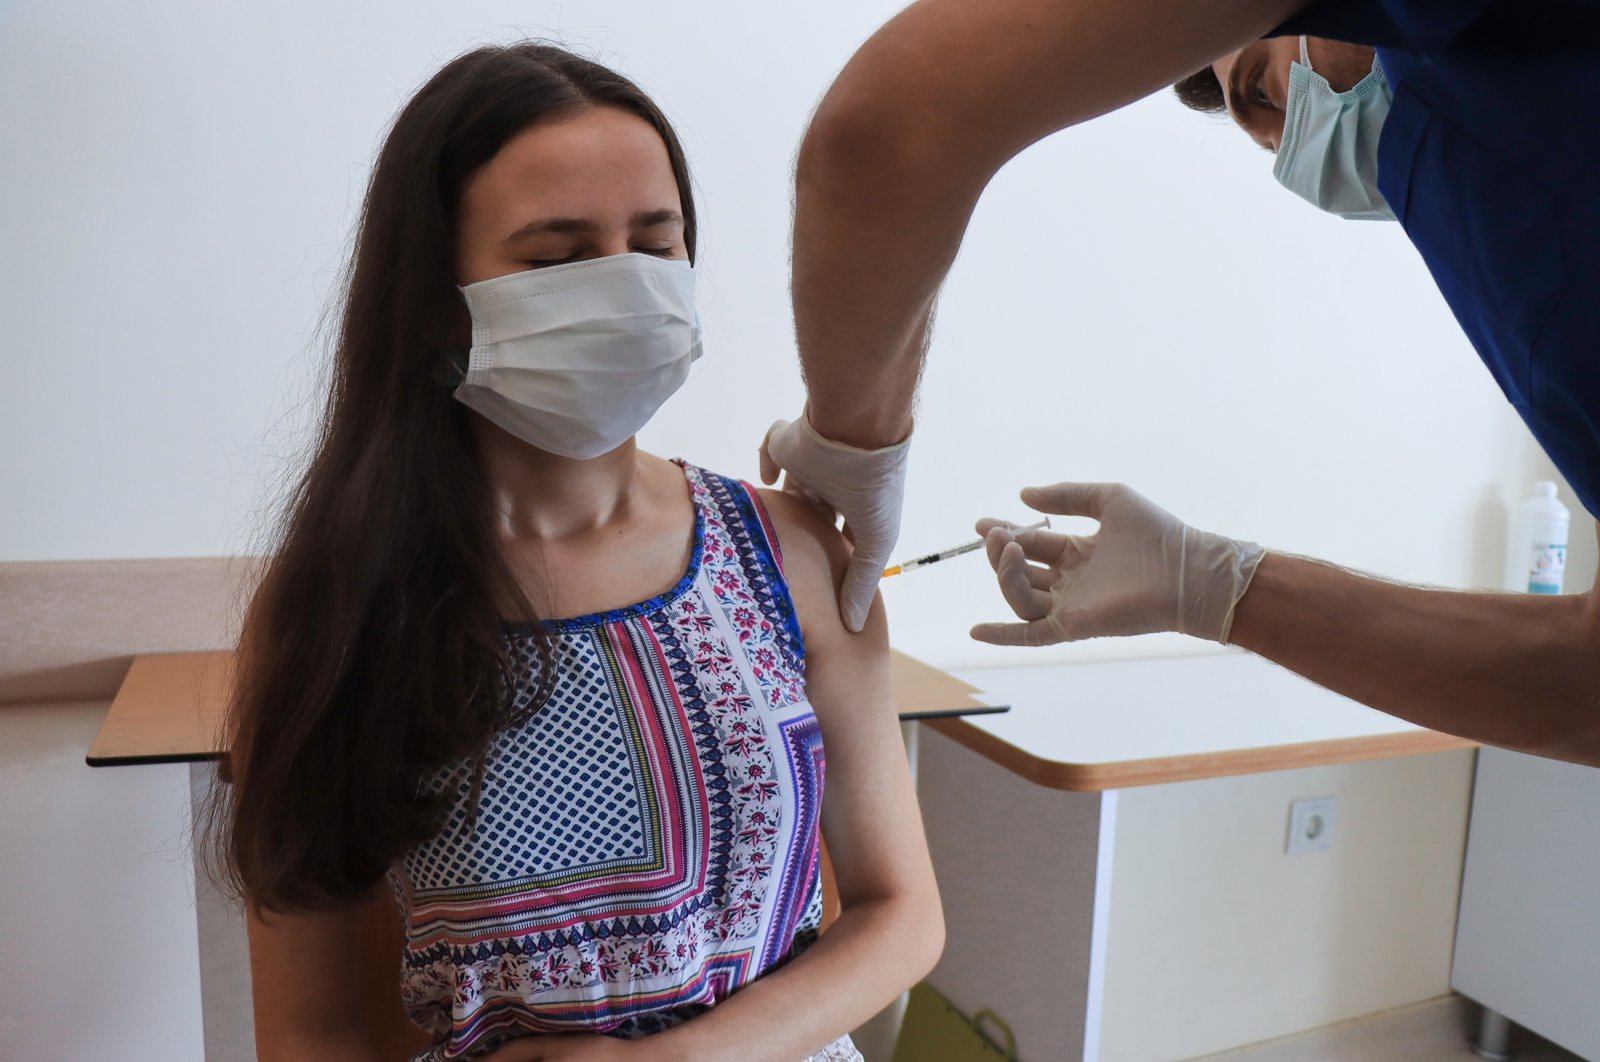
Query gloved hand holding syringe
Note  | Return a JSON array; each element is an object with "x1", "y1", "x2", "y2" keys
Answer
[{"x1": 882, "y1": 518, "x2": 1051, "y2": 578}]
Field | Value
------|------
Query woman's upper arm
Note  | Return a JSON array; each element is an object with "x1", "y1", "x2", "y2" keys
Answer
[
  {"x1": 758, "y1": 489, "x2": 941, "y2": 916},
  {"x1": 247, "y1": 890, "x2": 381, "y2": 1061}
]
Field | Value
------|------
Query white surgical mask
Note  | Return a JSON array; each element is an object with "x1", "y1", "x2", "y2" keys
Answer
[
  {"x1": 1273, "y1": 36, "x2": 1396, "y2": 221},
  {"x1": 454, "y1": 253, "x2": 702, "y2": 459}
]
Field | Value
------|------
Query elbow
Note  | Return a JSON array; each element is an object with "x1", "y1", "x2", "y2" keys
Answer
[
  {"x1": 838, "y1": 879, "x2": 945, "y2": 988},
  {"x1": 915, "y1": 891, "x2": 947, "y2": 982},
  {"x1": 1523, "y1": 707, "x2": 1600, "y2": 769},
  {"x1": 1520, "y1": 605, "x2": 1600, "y2": 767},
  {"x1": 901, "y1": 916, "x2": 944, "y2": 990},
  {"x1": 796, "y1": 96, "x2": 889, "y2": 200},
  {"x1": 892, "y1": 879, "x2": 946, "y2": 986},
  {"x1": 796, "y1": 88, "x2": 951, "y2": 207}
]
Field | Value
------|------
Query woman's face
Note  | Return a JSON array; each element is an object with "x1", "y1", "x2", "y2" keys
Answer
[{"x1": 456, "y1": 105, "x2": 687, "y2": 286}]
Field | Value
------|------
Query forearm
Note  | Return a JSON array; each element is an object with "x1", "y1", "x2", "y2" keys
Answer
[
  {"x1": 790, "y1": 75, "x2": 962, "y2": 447},
  {"x1": 647, "y1": 894, "x2": 942, "y2": 1062},
  {"x1": 1229, "y1": 552, "x2": 1600, "y2": 764},
  {"x1": 792, "y1": 3, "x2": 992, "y2": 447}
]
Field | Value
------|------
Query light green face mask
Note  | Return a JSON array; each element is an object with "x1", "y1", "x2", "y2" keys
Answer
[{"x1": 1272, "y1": 36, "x2": 1397, "y2": 222}]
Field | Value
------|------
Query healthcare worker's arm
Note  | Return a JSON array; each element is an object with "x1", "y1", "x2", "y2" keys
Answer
[
  {"x1": 1229, "y1": 547, "x2": 1600, "y2": 764},
  {"x1": 975, "y1": 484, "x2": 1600, "y2": 767},
  {"x1": 764, "y1": 0, "x2": 1309, "y2": 630}
]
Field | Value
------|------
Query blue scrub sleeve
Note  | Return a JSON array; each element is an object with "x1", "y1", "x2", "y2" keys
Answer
[
  {"x1": 1276, "y1": 0, "x2": 1600, "y2": 50},
  {"x1": 1275, "y1": 0, "x2": 1496, "y2": 48}
]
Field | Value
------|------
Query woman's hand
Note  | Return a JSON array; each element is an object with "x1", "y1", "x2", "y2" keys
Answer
[{"x1": 479, "y1": 1034, "x2": 639, "y2": 1062}]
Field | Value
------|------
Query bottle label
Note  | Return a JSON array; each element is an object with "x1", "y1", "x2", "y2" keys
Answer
[{"x1": 1527, "y1": 540, "x2": 1567, "y2": 595}]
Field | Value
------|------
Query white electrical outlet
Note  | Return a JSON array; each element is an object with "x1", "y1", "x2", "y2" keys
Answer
[{"x1": 1286, "y1": 797, "x2": 1337, "y2": 855}]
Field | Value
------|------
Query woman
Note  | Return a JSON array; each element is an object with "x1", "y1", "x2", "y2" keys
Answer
[{"x1": 214, "y1": 42, "x2": 943, "y2": 1062}]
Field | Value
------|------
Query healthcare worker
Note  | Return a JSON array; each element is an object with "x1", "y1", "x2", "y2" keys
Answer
[{"x1": 759, "y1": 0, "x2": 1600, "y2": 766}]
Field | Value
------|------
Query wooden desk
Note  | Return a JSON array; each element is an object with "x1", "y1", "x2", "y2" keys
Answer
[
  {"x1": 85, "y1": 650, "x2": 233, "y2": 766},
  {"x1": 87, "y1": 648, "x2": 1002, "y2": 766},
  {"x1": 914, "y1": 651, "x2": 1479, "y2": 1062},
  {"x1": 933, "y1": 651, "x2": 1474, "y2": 791}
]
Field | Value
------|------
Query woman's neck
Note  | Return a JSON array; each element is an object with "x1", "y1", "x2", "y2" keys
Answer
[{"x1": 473, "y1": 420, "x2": 650, "y2": 542}]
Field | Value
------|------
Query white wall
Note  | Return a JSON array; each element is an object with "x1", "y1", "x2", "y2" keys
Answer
[
  {"x1": 0, "y1": 0, "x2": 1558, "y2": 673},
  {"x1": 1098, "y1": 749, "x2": 1477, "y2": 1062},
  {"x1": 0, "y1": 703, "x2": 205, "y2": 1062}
]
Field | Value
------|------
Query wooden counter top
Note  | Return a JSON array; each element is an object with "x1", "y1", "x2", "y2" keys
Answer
[
  {"x1": 86, "y1": 650, "x2": 234, "y2": 766},
  {"x1": 928, "y1": 652, "x2": 1476, "y2": 791},
  {"x1": 86, "y1": 648, "x2": 998, "y2": 766}
]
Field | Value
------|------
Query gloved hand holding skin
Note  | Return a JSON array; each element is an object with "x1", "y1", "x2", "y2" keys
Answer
[
  {"x1": 970, "y1": 482, "x2": 1265, "y2": 646},
  {"x1": 760, "y1": 412, "x2": 911, "y2": 632}
]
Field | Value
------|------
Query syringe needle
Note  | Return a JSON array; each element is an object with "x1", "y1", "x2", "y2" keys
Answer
[{"x1": 881, "y1": 517, "x2": 1051, "y2": 578}]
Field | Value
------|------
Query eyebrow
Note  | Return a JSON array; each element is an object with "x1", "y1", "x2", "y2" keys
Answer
[
  {"x1": 502, "y1": 208, "x2": 684, "y2": 243},
  {"x1": 1226, "y1": 61, "x2": 1249, "y2": 125}
]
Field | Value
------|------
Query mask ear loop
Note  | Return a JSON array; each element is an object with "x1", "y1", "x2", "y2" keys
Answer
[
  {"x1": 1298, "y1": 35, "x2": 1312, "y2": 69},
  {"x1": 431, "y1": 348, "x2": 468, "y2": 387}
]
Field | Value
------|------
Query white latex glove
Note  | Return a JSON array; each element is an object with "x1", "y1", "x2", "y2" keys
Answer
[
  {"x1": 970, "y1": 482, "x2": 1264, "y2": 646},
  {"x1": 760, "y1": 412, "x2": 910, "y2": 632}
]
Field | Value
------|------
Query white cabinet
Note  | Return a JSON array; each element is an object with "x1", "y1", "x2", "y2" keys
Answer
[{"x1": 1452, "y1": 747, "x2": 1600, "y2": 1060}]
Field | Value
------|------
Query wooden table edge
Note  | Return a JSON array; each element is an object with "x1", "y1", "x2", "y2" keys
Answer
[
  {"x1": 85, "y1": 750, "x2": 226, "y2": 768},
  {"x1": 87, "y1": 648, "x2": 1001, "y2": 766},
  {"x1": 923, "y1": 716, "x2": 1480, "y2": 791}
]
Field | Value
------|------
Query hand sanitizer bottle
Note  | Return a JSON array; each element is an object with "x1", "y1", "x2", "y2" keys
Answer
[{"x1": 1505, "y1": 481, "x2": 1571, "y2": 594}]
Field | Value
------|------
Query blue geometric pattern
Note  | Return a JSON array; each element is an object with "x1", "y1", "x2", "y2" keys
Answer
[
  {"x1": 402, "y1": 631, "x2": 652, "y2": 893},
  {"x1": 647, "y1": 609, "x2": 734, "y2": 909},
  {"x1": 762, "y1": 712, "x2": 825, "y2": 968},
  {"x1": 716, "y1": 474, "x2": 806, "y2": 679}
]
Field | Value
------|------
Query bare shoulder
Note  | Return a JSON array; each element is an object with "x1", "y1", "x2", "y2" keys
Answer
[
  {"x1": 753, "y1": 486, "x2": 891, "y2": 669},
  {"x1": 753, "y1": 487, "x2": 853, "y2": 640}
]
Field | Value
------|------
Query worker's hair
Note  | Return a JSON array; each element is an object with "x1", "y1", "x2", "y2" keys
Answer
[
  {"x1": 1173, "y1": 67, "x2": 1228, "y2": 114},
  {"x1": 204, "y1": 41, "x2": 698, "y2": 915}
]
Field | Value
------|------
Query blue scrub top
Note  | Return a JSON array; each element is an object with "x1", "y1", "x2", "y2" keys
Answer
[{"x1": 1277, "y1": 1, "x2": 1600, "y2": 518}]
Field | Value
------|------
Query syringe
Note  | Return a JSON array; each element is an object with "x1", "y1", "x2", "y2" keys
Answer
[{"x1": 882, "y1": 517, "x2": 1051, "y2": 578}]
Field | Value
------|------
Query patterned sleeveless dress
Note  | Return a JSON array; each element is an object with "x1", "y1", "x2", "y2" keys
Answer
[{"x1": 388, "y1": 462, "x2": 862, "y2": 1061}]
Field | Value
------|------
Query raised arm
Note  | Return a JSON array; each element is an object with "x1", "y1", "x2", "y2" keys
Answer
[
  {"x1": 768, "y1": 0, "x2": 1308, "y2": 631},
  {"x1": 790, "y1": 0, "x2": 1307, "y2": 445}
]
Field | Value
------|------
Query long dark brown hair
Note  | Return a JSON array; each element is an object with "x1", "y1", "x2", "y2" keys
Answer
[{"x1": 210, "y1": 42, "x2": 698, "y2": 914}]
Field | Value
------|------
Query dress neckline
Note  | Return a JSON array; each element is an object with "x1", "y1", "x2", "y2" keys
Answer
[{"x1": 502, "y1": 459, "x2": 704, "y2": 634}]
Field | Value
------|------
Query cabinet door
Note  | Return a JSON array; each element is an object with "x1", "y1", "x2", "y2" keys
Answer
[{"x1": 1452, "y1": 747, "x2": 1600, "y2": 1059}]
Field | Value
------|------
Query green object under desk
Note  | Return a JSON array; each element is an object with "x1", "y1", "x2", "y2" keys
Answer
[{"x1": 893, "y1": 981, "x2": 1017, "y2": 1062}]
